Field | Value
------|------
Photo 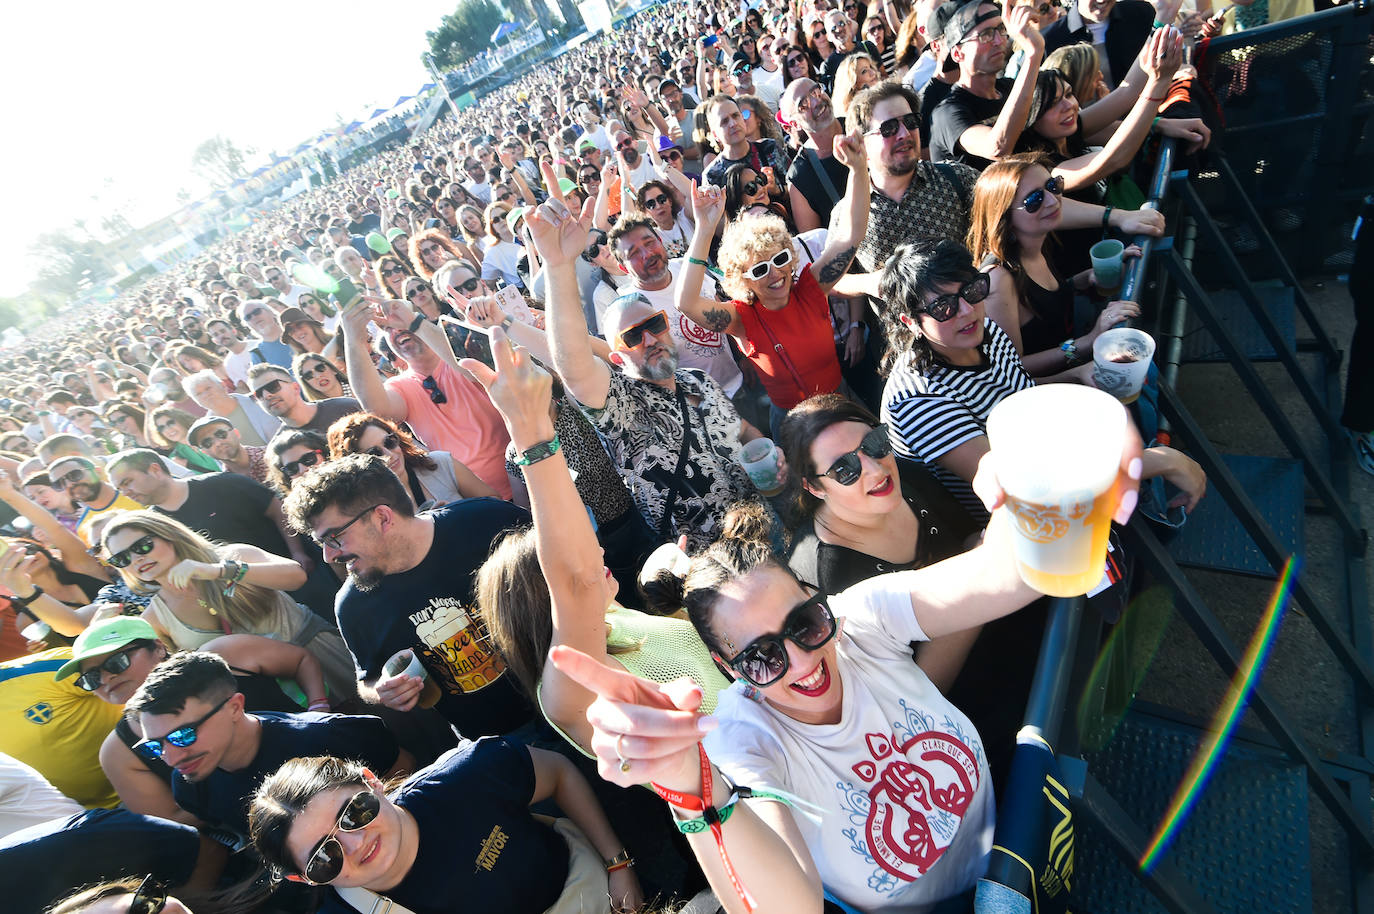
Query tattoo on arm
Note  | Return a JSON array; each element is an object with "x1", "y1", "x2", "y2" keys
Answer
[
  {"x1": 701, "y1": 307, "x2": 734, "y2": 332},
  {"x1": 817, "y1": 247, "x2": 858, "y2": 285}
]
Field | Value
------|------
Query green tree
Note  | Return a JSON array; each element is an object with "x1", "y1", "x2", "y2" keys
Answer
[
  {"x1": 426, "y1": 0, "x2": 507, "y2": 70},
  {"x1": 191, "y1": 136, "x2": 254, "y2": 188},
  {"x1": 28, "y1": 230, "x2": 109, "y2": 302}
]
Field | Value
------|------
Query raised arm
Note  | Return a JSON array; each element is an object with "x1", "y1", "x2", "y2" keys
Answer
[
  {"x1": 533, "y1": 162, "x2": 615, "y2": 409},
  {"x1": 462, "y1": 329, "x2": 618, "y2": 749},
  {"x1": 447, "y1": 292, "x2": 613, "y2": 368},
  {"x1": 677, "y1": 183, "x2": 744, "y2": 338},
  {"x1": 201, "y1": 633, "x2": 330, "y2": 711},
  {"x1": 810, "y1": 131, "x2": 870, "y2": 296},
  {"x1": 340, "y1": 299, "x2": 409, "y2": 420},
  {"x1": 955, "y1": 5, "x2": 1044, "y2": 161},
  {"x1": 0, "y1": 471, "x2": 109, "y2": 580}
]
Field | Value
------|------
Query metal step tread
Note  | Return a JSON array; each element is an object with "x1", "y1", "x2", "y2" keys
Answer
[
  {"x1": 1180, "y1": 279, "x2": 1297, "y2": 363},
  {"x1": 1167, "y1": 453, "x2": 1304, "y2": 576},
  {"x1": 1076, "y1": 710, "x2": 1312, "y2": 913}
]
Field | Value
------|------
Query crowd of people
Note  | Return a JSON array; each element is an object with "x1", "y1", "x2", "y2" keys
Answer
[{"x1": 8, "y1": 0, "x2": 1315, "y2": 908}]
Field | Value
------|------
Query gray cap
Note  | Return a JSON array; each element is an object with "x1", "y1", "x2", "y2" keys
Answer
[{"x1": 942, "y1": 1, "x2": 1000, "y2": 51}]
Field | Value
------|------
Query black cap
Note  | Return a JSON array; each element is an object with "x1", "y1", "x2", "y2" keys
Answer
[{"x1": 730, "y1": 50, "x2": 753, "y2": 72}]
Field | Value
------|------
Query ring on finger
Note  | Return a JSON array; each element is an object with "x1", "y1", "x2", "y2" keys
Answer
[{"x1": 615, "y1": 733, "x2": 632, "y2": 773}]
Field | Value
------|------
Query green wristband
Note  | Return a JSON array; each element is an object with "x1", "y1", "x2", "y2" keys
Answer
[{"x1": 687, "y1": 257, "x2": 712, "y2": 269}]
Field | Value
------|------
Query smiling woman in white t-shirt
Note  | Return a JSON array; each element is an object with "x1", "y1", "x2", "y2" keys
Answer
[{"x1": 552, "y1": 436, "x2": 1143, "y2": 914}]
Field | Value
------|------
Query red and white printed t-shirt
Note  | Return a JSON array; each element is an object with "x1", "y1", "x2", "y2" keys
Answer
[{"x1": 704, "y1": 572, "x2": 993, "y2": 912}]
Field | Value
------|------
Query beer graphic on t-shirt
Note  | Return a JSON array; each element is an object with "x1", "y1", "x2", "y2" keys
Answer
[{"x1": 410, "y1": 597, "x2": 506, "y2": 694}]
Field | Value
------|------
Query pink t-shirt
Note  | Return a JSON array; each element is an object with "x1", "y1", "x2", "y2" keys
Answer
[{"x1": 386, "y1": 361, "x2": 513, "y2": 499}]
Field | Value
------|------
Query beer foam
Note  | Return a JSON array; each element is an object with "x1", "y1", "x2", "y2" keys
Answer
[{"x1": 987, "y1": 385, "x2": 1126, "y2": 501}]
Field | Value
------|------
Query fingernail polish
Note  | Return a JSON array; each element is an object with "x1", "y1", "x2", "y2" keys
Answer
[
  {"x1": 1127, "y1": 457, "x2": 1143, "y2": 481},
  {"x1": 1115, "y1": 488, "x2": 1138, "y2": 524}
]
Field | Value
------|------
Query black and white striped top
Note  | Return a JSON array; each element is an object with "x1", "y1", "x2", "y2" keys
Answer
[{"x1": 880, "y1": 318, "x2": 1034, "y2": 518}]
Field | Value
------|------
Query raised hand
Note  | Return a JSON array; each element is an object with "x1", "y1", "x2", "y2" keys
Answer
[
  {"x1": 525, "y1": 196, "x2": 594, "y2": 267},
  {"x1": 1006, "y1": 4, "x2": 1044, "y2": 53},
  {"x1": 690, "y1": 180, "x2": 727, "y2": 228},
  {"x1": 832, "y1": 128, "x2": 868, "y2": 173},
  {"x1": 459, "y1": 326, "x2": 555, "y2": 443},
  {"x1": 1141, "y1": 26, "x2": 1185, "y2": 83},
  {"x1": 364, "y1": 294, "x2": 417, "y2": 332}
]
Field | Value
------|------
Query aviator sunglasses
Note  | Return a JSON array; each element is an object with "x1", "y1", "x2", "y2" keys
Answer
[
  {"x1": 724, "y1": 593, "x2": 838, "y2": 687},
  {"x1": 815, "y1": 424, "x2": 893, "y2": 485},
  {"x1": 1017, "y1": 174, "x2": 1065, "y2": 214},
  {"x1": 298, "y1": 790, "x2": 384, "y2": 885}
]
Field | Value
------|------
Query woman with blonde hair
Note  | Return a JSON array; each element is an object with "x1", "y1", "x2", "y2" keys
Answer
[
  {"x1": 327, "y1": 411, "x2": 496, "y2": 509},
  {"x1": 99, "y1": 510, "x2": 357, "y2": 703},
  {"x1": 481, "y1": 200, "x2": 526, "y2": 290},
  {"x1": 831, "y1": 53, "x2": 883, "y2": 122},
  {"x1": 147, "y1": 406, "x2": 221, "y2": 473}
]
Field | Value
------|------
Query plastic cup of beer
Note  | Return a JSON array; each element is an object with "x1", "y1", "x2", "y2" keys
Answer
[
  {"x1": 986, "y1": 385, "x2": 1127, "y2": 597},
  {"x1": 383, "y1": 648, "x2": 441, "y2": 708},
  {"x1": 1092, "y1": 328, "x2": 1155, "y2": 404},
  {"x1": 1090, "y1": 239, "x2": 1125, "y2": 293},
  {"x1": 739, "y1": 437, "x2": 785, "y2": 496}
]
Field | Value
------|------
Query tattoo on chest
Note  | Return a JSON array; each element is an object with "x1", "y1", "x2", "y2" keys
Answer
[{"x1": 817, "y1": 247, "x2": 858, "y2": 284}]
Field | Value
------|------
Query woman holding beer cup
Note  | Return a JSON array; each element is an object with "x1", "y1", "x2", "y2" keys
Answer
[{"x1": 967, "y1": 153, "x2": 1143, "y2": 378}]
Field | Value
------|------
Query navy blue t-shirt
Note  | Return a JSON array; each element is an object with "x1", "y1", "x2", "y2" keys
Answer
[
  {"x1": 340, "y1": 737, "x2": 569, "y2": 914},
  {"x1": 0, "y1": 808, "x2": 200, "y2": 914},
  {"x1": 335, "y1": 499, "x2": 535, "y2": 739},
  {"x1": 171, "y1": 711, "x2": 398, "y2": 837}
]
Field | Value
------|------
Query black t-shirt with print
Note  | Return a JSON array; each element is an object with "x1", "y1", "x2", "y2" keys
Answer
[
  {"x1": 928, "y1": 77, "x2": 1015, "y2": 170},
  {"x1": 335, "y1": 498, "x2": 535, "y2": 739},
  {"x1": 368, "y1": 737, "x2": 569, "y2": 914}
]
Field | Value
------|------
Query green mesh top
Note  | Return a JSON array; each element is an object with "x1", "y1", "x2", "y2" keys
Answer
[{"x1": 539, "y1": 605, "x2": 732, "y2": 760}]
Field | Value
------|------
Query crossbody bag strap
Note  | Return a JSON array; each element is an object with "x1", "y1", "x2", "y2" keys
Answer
[
  {"x1": 335, "y1": 885, "x2": 417, "y2": 914},
  {"x1": 750, "y1": 304, "x2": 810, "y2": 401},
  {"x1": 804, "y1": 148, "x2": 842, "y2": 208},
  {"x1": 658, "y1": 386, "x2": 697, "y2": 540}
]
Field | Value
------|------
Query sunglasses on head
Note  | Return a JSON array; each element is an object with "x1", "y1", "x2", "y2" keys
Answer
[
  {"x1": 282, "y1": 449, "x2": 325, "y2": 478},
  {"x1": 1017, "y1": 174, "x2": 1065, "y2": 214},
  {"x1": 75, "y1": 644, "x2": 146, "y2": 692},
  {"x1": 51, "y1": 465, "x2": 91, "y2": 490},
  {"x1": 105, "y1": 534, "x2": 155, "y2": 569},
  {"x1": 422, "y1": 375, "x2": 447, "y2": 405},
  {"x1": 816, "y1": 424, "x2": 893, "y2": 485},
  {"x1": 724, "y1": 593, "x2": 838, "y2": 687},
  {"x1": 616, "y1": 310, "x2": 670, "y2": 349},
  {"x1": 920, "y1": 272, "x2": 991, "y2": 321},
  {"x1": 252, "y1": 378, "x2": 289, "y2": 398},
  {"x1": 129, "y1": 874, "x2": 169, "y2": 914},
  {"x1": 745, "y1": 247, "x2": 793, "y2": 280},
  {"x1": 299, "y1": 790, "x2": 384, "y2": 885},
  {"x1": 364, "y1": 434, "x2": 400, "y2": 458},
  {"x1": 134, "y1": 694, "x2": 231, "y2": 759},
  {"x1": 866, "y1": 111, "x2": 919, "y2": 139},
  {"x1": 196, "y1": 427, "x2": 231, "y2": 449}
]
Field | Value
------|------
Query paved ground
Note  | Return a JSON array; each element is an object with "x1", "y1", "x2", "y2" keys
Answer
[{"x1": 1118, "y1": 271, "x2": 1369, "y2": 912}]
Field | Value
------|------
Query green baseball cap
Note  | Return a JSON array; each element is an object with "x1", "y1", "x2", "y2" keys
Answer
[{"x1": 55, "y1": 616, "x2": 159, "y2": 681}]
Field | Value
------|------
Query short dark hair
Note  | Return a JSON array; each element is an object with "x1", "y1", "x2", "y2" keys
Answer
[
  {"x1": 125, "y1": 650, "x2": 237, "y2": 718},
  {"x1": 877, "y1": 238, "x2": 979, "y2": 375},
  {"x1": 606, "y1": 215, "x2": 659, "y2": 262},
  {"x1": 282, "y1": 453, "x2": 413, "y2": 534},
  {"x1": 848, "y1": 80, "x2": 922, "y2": 135},
  {"x1": 778, "y1": 394, "x2": 883, "y2": 520}
]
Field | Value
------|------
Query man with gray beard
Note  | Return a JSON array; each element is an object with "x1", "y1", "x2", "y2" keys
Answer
[
  {"x1": 283, "y1": 454, "x2": 535, "y2": 740},
  {"x1": 538, "y1": 196, "x2": 763, "y2": 551}
]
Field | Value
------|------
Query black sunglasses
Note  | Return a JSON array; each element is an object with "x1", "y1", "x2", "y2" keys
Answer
[
  {"x1": 298, "y1": 363, "x2": 332, "y2": 383},
  {"x1": 616, "y1": 310, "x2": 669, "y2": 349},
  {"x1": 75, "y1": 645, "x2": 146, "y2": 692},
  {"x1": 740, "y1": 177, "x2": 765, "y2": 197},
  {"x1": 130, "y1": 874, "x2": 169, "y2": 914},
  {"x1": 51, "y1": 465, "x2": 92, "y2": 490},
  {"x1": 381, "y1": 265, "x2": 405, "y2": 276},
  {"x1": 251, "y1": 378, "x2": 289, "y2": 398},
  {"x1": 449, "y1": 277, "x2": 481, "y2": 296},
  {"x1": 816, "y1": 424, "x2": 893, "y2": 485},
  {"x1": 282, "y1": 450, "x2": 325, "y2": 478},
  {"x1": 196, "y1": 427, "x2": 231, "y2": 449},
  {"x1": 866, "y1": 112, "x2": 920, "y2": 139},
  {"x1": 1018, "y1": 174, "x2": 1065, "y2": 214},
  {"x1": 422, "y1": 376, "x2": 447, "y2": 405},
  {"x1": 300, "y1": 790, "x2": 384, "y2": 885},
  {"x1": 105, "y1": 534, "x2": 155, "y2": 569},
  {"x1": 134, "y1": 694, "x2": 231, "y2": 759},
  {"x1": 724, "y1": 593, "x2": 838, "y2": 687},
  {"x1": 921, "y1": 273, "x2": 991, "y2": 322},
  {"x1": 643, "y1": 193, "x2": 671, "y2": 209},
  {"x1": 364, "y1": 434, "x2": 401, "y2": 458}
]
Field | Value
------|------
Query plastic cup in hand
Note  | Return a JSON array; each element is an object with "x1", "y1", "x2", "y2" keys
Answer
[
  {"x1": 21, "y1": 621, "x2": 51, "y2": 642},
  {"x1": 383, "y1": 648, "x2": 441, "y2": 709},
  {"x1": 1092, "y1": 328, "x2": 1156, "y2": 405},
  {"x1": 1090, "y1": 239, "x2": 1125, "y2": 295},
  {"x1": 739, "y1": 437, "x2": 785, "y2": 496},
  {"x1": 986, "y1": 386, "x2": 1127, "y2": 597}
]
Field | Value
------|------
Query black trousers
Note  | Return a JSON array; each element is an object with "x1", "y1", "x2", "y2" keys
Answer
[{"x1": 1342, "y1": 197, "x2": 1374, "y2": 432}]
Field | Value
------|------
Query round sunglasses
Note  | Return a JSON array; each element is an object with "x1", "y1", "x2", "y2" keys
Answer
[
  {"x1": 299, "y1": 790, "x2": 383, "y2": 885},
  {"x1": 363, "y1": 434, "x2": 400, "y2": 458},
  {"x1": 1017, "y1": 174, "x2": 1065, "y2": 214},
  {"x1": 724, "y1": 593, "x2": 838, "y2": 687},
  {"x1": 815, "y1": 424, "x2": 893, "y2": 486}
]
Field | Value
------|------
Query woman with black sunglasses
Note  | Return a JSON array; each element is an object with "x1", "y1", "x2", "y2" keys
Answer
[
  {"x1": 292, "y1": 352, "x2": 352, "y2": 403},
  {"x1": 250, "y1": 746, "x2": 642, "y2": 914},
  {"x1": 327, "y1": 412, "x2": 497, "y2": 509},
  {"x1": 48, "y1": 875, "x2": 193, "y2": 914},
  {"x1": 268, "y1": 430, "x2": 331, "y2": 494},
  {"x1": 967, "y1": 153, "x2": 1141, "y2": 378}
]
